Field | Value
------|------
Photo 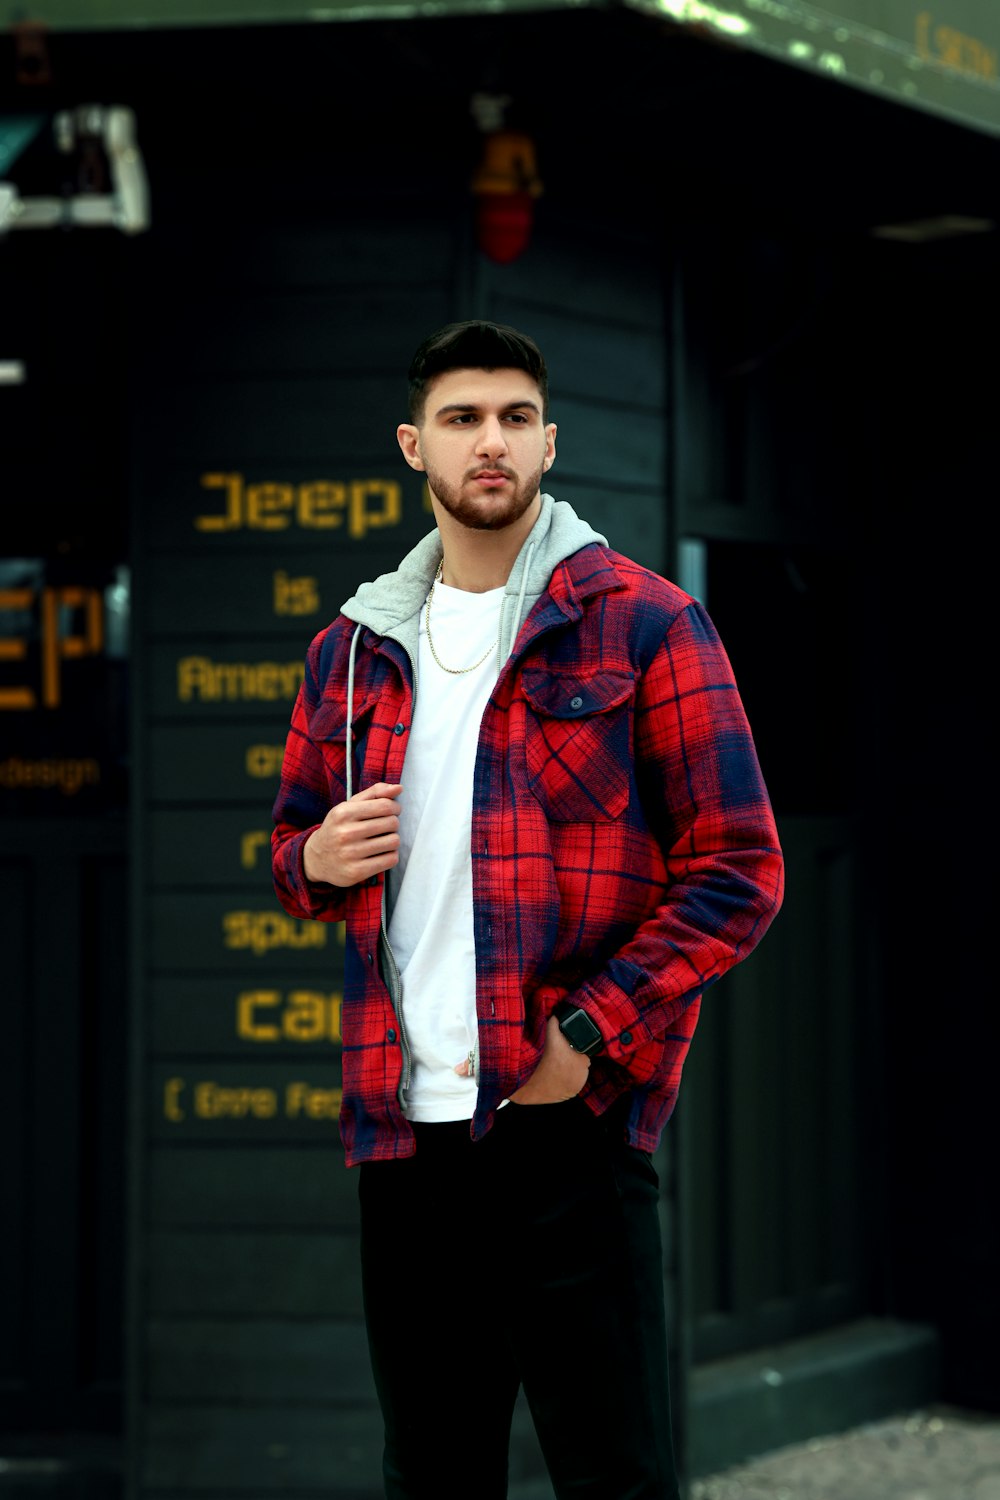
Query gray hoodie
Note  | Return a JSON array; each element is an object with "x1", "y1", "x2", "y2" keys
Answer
[{"x1": 339, "y1": 492, "x2": 607, "y2": 683}]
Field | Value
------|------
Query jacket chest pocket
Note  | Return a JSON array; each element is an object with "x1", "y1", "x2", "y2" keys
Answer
[
  {"x1": 522, "y1": 668, "x2": 634, "y2": 822},
  {"x1": 312, "y1": 689, "x2": 380, "y2": 800}
]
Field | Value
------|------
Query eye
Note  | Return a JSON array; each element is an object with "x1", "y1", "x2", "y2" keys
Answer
[{"x1": 505, "y1": 412, "x2": 529, "y2": 423}]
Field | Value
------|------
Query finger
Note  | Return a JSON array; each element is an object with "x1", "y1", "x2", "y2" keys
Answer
[
  {"x1": 345, "y1": 849, "x2": 400, "y2": 879},
  {"x1": 347, "y1": 798, "x2": 402, "y2": 823},
  {"x1": 344, "y1": 814, "x2": 399, "y2": 839},
  {"x1": 353, "y1": 782, "x2": 403, "y2": 802},
  {"x1": 341, "y1": 834, "x2": 400, "y2": 861}
]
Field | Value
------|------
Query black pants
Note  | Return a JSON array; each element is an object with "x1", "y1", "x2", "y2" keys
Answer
[{"x1": 358, "y1": 1096, "x2": 679, "y2": 1500}]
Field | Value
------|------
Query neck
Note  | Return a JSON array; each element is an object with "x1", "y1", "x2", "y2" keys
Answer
[{"x1": 435, "y1": 495, "x2": 542, "y2": 592}]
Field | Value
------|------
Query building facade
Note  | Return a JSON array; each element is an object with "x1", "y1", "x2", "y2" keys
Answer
[{"x1": 2, "y1": 4, "x2": 998, "y2": 1496}]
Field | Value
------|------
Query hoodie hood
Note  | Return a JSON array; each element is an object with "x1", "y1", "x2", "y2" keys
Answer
[{"x1": 340, "y1": 493, "x2": 607, "y2": 667}]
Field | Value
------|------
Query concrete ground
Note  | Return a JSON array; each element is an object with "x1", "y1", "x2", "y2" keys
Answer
[
  {"x1": 689, "y1": 1406, "x2": 1000, "y2": 1500},
  {"x1": 508, "y1": 1406, "x2": 1000, "y2": 1500}
]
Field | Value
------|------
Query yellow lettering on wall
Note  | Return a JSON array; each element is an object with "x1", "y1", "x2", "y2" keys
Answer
[
  {"x1": 1, "y1": 585, "x2": 103, "y2": 710},
  {"x1": 246, "y1": 482, "x2": 295, "y2": 530},
  {"x1": 177, "y1": 657, "x2": 304, "y2": 703},
  {"x1": 287, "y1": 990, "x2": 342, "y2": 1042},
  {"x1": 349, "y1": 480, "x2": 402, "y2": 538},
  {"x1": 240, "y1": 830, "x2": 269, "y2": 869},
  {"x1": 195, "y1": 473, "x2": 404, "y2": 537},
  {"x1": 0, "y1": 587, "x2": 34, "y2": 708},
  {"x1": 285, "y1": 1081, "x2": 342, "y2": 1119},
  {"x1": 298, "y1": 482, "x2": 346, "y2": 528},
  {"x1": 246, "y1": 744, "x2": 284, "y2": 778},
  {"x1": 223, "y1": 910, "x2": 327, "y2": 955},
  {"x1": 194, "y1": 1081, "x2": 278, "y2": 1119},
  {"x1": 237, "y1": 988, "x2": 342, "y2": 1043},
  {"x1": 163, "y1": 1076, "x2": 186, "y2": 1122},
  {"x1": 164, "y1": 1072, "x2": 342, "y2": 1124},
  {"x1": 196, "y1": 473, "x2": 243, "y2": 531},
  {"x1": 43, "y1": 587, "x2": 103, "y2": 708},
  {"x1": 915, "y1": 11, "x2": 998, "y2": 78},
  {"x1": 0, "y1": 757, "x2": 100, "y2": 794},
  {"x1": 273, "y1": 570, "x2": 319, "y2": 616},
  {"x1": 237, "y1": 990, "x2": 281, "y2": 1041}
]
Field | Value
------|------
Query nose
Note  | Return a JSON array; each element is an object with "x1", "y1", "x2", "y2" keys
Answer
[{"x1": 476, "y1": 416, "x2": 508, "y2": 460}]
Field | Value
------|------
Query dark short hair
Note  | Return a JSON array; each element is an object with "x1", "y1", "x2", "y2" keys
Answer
[{"x1": 407, "y1": 320, "x2": 549, "y2": 423}]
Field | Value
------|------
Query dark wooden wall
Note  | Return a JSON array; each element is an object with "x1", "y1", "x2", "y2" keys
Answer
[
  {"x1": 4, "y1": 11, "x2": 997, "y2": 1498},
  {"x1": 126, "y1": 37, "x2": 671, "y2": 1489}
]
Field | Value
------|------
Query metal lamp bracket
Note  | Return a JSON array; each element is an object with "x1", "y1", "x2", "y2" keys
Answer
[{"x1": 0, "y1": 104, "x2": 150, "y2": 236}]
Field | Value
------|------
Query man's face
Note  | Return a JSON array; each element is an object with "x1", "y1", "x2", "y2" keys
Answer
[{"x1": 396, "y1": 367, "x2": 556, "y2": 532}]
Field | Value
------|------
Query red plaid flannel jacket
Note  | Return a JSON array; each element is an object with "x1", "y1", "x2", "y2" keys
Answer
[{"x1": 272, "y1": 543, "x2": 783, "y2": 1166}]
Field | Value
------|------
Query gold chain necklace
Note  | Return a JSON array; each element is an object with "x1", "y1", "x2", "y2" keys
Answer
[{"x1": 424, "y1": 560, "x2": 498, "y2": 676}]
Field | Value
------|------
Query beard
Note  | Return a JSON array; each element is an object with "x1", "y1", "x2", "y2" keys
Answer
[{"x1": 422, "y1": 458, "x2": 546, "y2": 532}]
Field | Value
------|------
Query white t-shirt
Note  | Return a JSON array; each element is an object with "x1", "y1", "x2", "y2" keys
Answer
[{"x1": 387, "y1": 578, "x2": 504, "y2": 1122}]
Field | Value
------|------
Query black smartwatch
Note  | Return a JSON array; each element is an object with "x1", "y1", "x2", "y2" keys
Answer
[{"x1": 554, "y1": 1001, "x2": 604, "y2": 1057}]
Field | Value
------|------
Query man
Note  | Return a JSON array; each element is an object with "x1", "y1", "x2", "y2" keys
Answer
[{"x1": 272, "y1": 321, "x2": 783, "y2": 1500}]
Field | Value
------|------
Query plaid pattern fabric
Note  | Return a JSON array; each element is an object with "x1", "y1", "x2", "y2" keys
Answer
[{"x1": 272, "y1": 544, "x2": 783, "y2": 1166}]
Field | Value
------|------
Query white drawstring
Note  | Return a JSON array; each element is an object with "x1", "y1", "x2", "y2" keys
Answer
[
  {"x1": 508, "y1": 540, "x2": 535, "y2": 659},
  {"x1": 344, "y1": 622, "x2": 363, "y2": 800}
]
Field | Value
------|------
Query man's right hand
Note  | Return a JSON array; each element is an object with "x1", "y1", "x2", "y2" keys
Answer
[{"x1": 302, "y1": 782, "x2": 403, "y2": 888}]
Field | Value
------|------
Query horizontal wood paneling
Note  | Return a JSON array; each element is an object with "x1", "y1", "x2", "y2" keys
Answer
[
  {"x1": 546, "y1": 396, "x2": 663, "y2": 489},
  {"x1": 145, "y1": 220, "x2": 457, "y2": 294},
  {"x1": 147, "y1": 1231, "x2": 360, "y2": 1316},
  {"x1": 139, "y1": 376, "x2": 403, "y2": 461},
  {"x1": 147, "y1": 1146, "x2": 358, "y2": 1228},
  {"x1": 147, "y1": 288, "x2": 450, "y2": 378},
  {"x1": 148, "y1": 893, "x2": 344, "y2": 973},
  {"x1": 486, "y1": 222, "x2": 662, "y2": 328},
  {"x1": 150, "y1": 1062, "x2": 343, "y2": 1142},
  {"x1": 146, "y1": 1319, "x2": 374, "y2": 1402},
  {"x1": 149, "y1": 977, "x2": 342, "y2": 1056},
  {"x1": 145, "y1": 557, "x2": 352, "y2": 639},
  {"x1": 149, "y1": 810, "x2": 280, "y2": 889},
  {"x1": 148, "y1": 726, "x2": 287, "y2": 803},
  {"x1": 491, "y1": 301, "x2": 664, "y2": 409},
  {"x1": 549, "y1": 478, "x2": 667, "y2": 573},
  {"x1": 139, "y1": 1404, "x2": 384, "y2": 1491},
  {"x1": 140, "y1": 1396, "x2": 548, "y2": 1494},
  {"x1": 148, "y1": 641, "x2": 305, "y2": 720}
]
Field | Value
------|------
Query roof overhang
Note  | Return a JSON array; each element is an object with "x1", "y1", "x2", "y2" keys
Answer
[{"x1": 4, "y1": 0, "x2": 999, "y2": 138}]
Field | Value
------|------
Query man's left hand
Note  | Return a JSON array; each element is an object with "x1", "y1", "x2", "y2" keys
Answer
[{"x1": 508, "y1": 1015, "x2": 591, "y2": 1104}]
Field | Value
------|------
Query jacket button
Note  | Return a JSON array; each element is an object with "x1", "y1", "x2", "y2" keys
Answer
[
  {"x1": 570, "y1": 695, "x2": 583, "y2": 710},
  {"x1": 386, "y1": 1028, "x2": 397, "y2": 1043},
  {"x1": 620, "y1": 1030, "x2": 633, "y2": 1046},
  {"x1": 393, "y1": 722, "x2": 406, "y2": 735},
  {"x1": 367, "y1": 952, "x2": 374, "y2": 965}
]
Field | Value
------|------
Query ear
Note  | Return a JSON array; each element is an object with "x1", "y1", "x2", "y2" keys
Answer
[
  {"x1": 397, "y1": 423, "x2": 424, "y2": 471},
  {"x1": 542, "y1": 422, "x2": 557, "y2": 473}
]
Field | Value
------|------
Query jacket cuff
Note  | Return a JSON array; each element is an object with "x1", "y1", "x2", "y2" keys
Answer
[
  {"x1": 286, "y1": 831, "x2": 349, "y2": 921},
  {"x1": 571, "y1": 981, "x2": 652, "y2": 1065}
]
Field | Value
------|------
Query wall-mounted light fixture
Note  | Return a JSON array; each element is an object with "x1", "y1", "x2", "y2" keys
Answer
[
  {"x1": 0, "y1": 104, "x2": 149, "y2": 236},
  {"x1": 470, "y1": 93, "x2": 543, "y2": 265}
]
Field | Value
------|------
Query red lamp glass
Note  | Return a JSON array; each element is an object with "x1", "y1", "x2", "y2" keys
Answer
[{"x1": 471, "y1": 130, "x2": 543, "y2": 264}]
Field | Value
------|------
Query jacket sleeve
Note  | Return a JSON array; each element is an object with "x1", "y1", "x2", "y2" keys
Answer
[
  {"x1": 569, "y1": 599, "x2": 784, "y2": 1072},
  {"x1": 271, "y1": 626, "x2": 349, "y2": 924}
]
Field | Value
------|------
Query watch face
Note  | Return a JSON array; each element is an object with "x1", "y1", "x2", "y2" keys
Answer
[{"x1": 560, "y1": 1007, "x2": 602, "y2": 1054}]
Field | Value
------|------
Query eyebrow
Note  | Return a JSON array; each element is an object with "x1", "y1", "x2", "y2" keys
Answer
[{"x1": 433, "y1": 400, "x2": 541, "y2": 418}]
